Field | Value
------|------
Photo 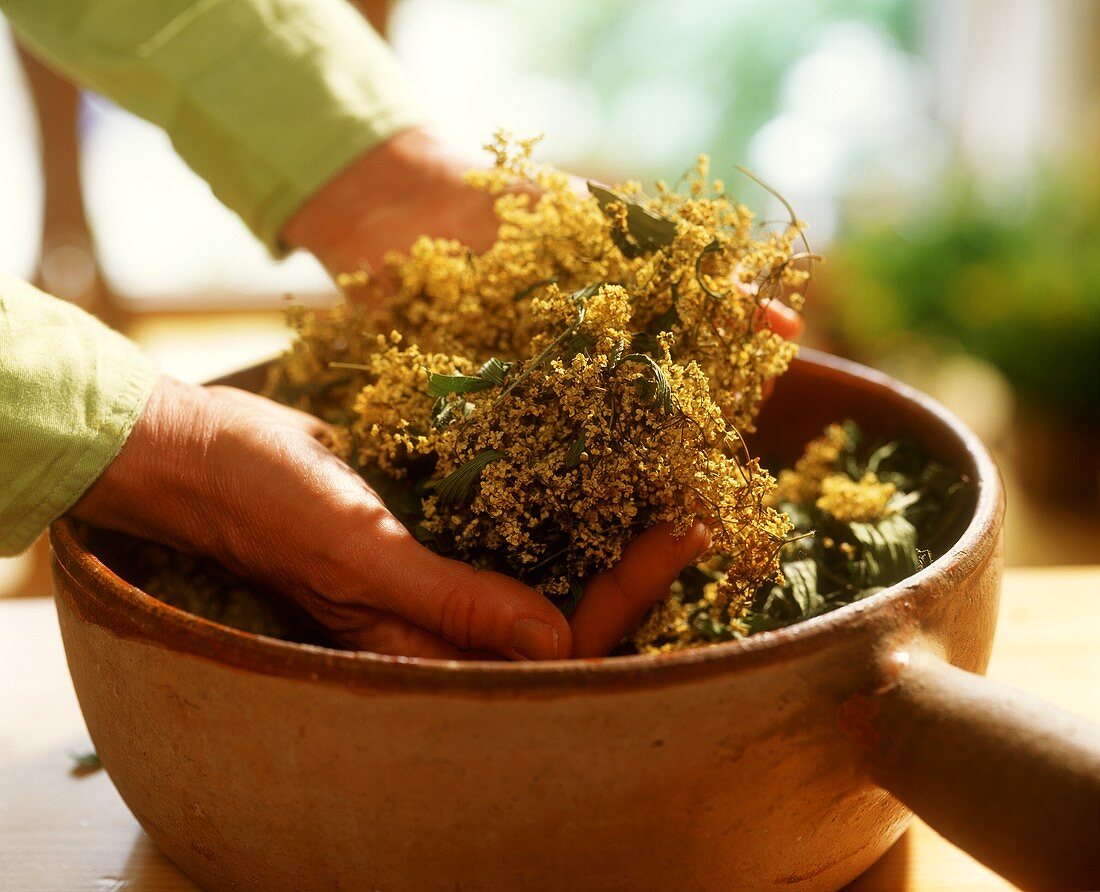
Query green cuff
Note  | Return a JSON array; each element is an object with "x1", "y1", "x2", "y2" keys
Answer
[
  {"x1": 0, "y1": 276, "x2": 159, "y2": 555},
  {"x1": 248, "y1": 107, "x2": 424, "y2": 256},
  {"x1": 2, "y1": 0, "x2": 425, "y2": 255}
]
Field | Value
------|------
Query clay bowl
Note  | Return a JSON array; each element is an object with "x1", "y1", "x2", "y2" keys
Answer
[{"x1": 49, "y1": 349, "x2": 1100, "y2": 891}]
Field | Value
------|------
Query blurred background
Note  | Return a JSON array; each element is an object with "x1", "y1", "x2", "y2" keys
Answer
[{"x1": 2, "y1": 0, "x2": 1098, "y2": 596}]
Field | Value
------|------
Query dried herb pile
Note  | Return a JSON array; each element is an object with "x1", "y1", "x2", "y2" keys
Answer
[
  {"x1": 634, "y1": 422, "x2": 967, "y2": 650},
  {"x1": 134, "y1": 421, "x2": 965, "y2": 652},
  {"x1": 268, "y1": 135, "x2": 811, "y2": 645},
  {"x1": 139, "y1": 135, "x2": 965, "y2": 654}
]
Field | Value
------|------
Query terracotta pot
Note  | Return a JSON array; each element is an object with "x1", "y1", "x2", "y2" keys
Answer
[{"x1": 49, "y1": 350, "x2": 1100, "y2": 892}]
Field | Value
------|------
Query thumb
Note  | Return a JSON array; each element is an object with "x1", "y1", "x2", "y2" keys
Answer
[{"x1": 345, "y1": 518, "x2": 572, "y2": 660}]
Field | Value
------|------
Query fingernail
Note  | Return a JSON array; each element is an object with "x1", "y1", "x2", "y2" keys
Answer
[
  {"x1": 688, "y1": 521, "x2": 712, "y2": 560},
  {"x1": 770, "y1": 301, "x2": 800, "y2": 323},
  {"x1": 512, "y1": 618, "x2": 561, "y2": 661}
]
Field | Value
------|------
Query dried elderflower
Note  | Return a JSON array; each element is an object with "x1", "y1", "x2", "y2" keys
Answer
[
  {"x1": 816, "y1": 473, "x2": 897, "y2": 523},
  {"x1": 269, "y1": 133, "x2": 812, "y2": 645}
]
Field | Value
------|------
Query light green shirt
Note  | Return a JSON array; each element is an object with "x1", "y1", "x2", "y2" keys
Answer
[{"x1": 0, "y1": 0, "x2": 422, "y2": 554}]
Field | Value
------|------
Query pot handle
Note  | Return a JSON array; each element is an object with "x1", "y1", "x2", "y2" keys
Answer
[{"x1": 839, "y1": 647, "x2": 1100, "y2": 891}]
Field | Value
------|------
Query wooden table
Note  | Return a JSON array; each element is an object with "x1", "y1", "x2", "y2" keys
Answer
[{"x1": 2, "y1": 567, "x2": 1097, "y2": 891}]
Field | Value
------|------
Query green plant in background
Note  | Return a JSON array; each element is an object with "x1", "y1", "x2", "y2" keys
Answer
[
  {"x1": 829, "y1": 168, "x2": 1100, "y2": 419},
  {"x1": 487, "y1": 0, "x2": 916, "y2": 182}
]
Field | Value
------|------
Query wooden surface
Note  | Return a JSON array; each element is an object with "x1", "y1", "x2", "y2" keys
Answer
[{"x1": 1, "y1": 567, "x2": 1097, "y2": 891}]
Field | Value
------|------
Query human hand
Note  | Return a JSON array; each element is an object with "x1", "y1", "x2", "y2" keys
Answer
[
  {"x1": 72, "y1": 377, "x2": 708, "y2": 660},
  {"x1": 281, "y1": 128, "x2": 805, "y2": 340},
  {"x1": 282, "y1": 129, "x2": 503, "y2": 286}
]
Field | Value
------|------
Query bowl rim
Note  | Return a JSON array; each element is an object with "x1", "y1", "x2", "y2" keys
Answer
[{"x1": 50, "y1": 348, "x2": 1005, "y2": 695}]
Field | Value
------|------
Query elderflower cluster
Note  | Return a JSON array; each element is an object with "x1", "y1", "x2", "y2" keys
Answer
[
  {"x1": 269, "y1": 133, "x2": 810, "y2": 646},
  {"x1": 771, "y1": 424, "x2": 852, "y2": 505},
  {"x1": 816, "y1": 473, "x2": 897, "y2": 523},
  {"x1": 769, "y1": 425, "x2": 897, "y2": 524}
]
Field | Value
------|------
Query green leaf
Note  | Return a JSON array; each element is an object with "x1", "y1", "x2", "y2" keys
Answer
[
  {"x1": 432, "y1": 450, "x2": 507, "y2": 505},
  {"x1": 513, "y1": 277, "x2": 558, "y2": 302},
  {"x1": 694, "y1": 240, "x2": 728, "y2": 299},
  {"x1": 427, "y1": 358, "x2": 513, "y2": 399},
  {"x1": 426, "y1": 371, "x2": 495, "y2": 398},
  {"x1": 562, "y1": 331, "x2": 596, "y2": 359},
  {"x1": 562, "y1": 577, "x2": 586, "y2": 618},
  {"x1": 849, "y1": 514, "x2": 920, "y2": 587},
  {"x1": 607, "y1": 338, "x2": 627, "y2": 368},
  {"x1": 68, "y1": 750, "x2": 101, "y2": 774},
  {"x1": 783, "y1": 558, "x2": 822, "y2": 615},
  {"x1": 569, "y1": 283, "x2": 604, "y2": 305},
  {"x1": 495, "y1": 303, "x2": 590, "y2": 403},
  {"x1": 430, "y1": 397, "x2": 476, "y2": 430},
  {"x1": 689, "y1": 609, "x2": 734, "y2": 641},
  {"x1": 618, "y1": 353, "x2": 676, "y2": 414},
  {"x1": 866, "y1": 441, "x2": 900, "y2": 474},
  {"x1": 588, "y1": 183, "x2": 678, "y2": 258},
  {"x1": 564, "y1": 431, "x2": 586, "y2": 469},
  {"x1": 648, "y1": 301, "x2": 680, "y2": 335},
  {"x1": 476, "y1": 357, "x2": 513, "y2": 385}
]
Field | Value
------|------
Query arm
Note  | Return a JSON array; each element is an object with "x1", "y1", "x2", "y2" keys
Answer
[
  {"x1": 0, "y1": 271, "x2": 706, "y2": 657},
  {"x1": 1, "y1": 0, "x2": 714, "y2": 657},
  {"x1": 0, "y1": 274, "x2": 157, "y2": 555},
  {"x1": 1, "y1": 0, "x2": 422, "y2": 253}
]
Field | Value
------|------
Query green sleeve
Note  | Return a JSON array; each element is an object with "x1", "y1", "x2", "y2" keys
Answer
[
  {"x1": 1, "y1": 0, "x2": 424, "y2": 253},
  {"x1": 0, "y1": 274, "x2": 158, "y2": 555}
]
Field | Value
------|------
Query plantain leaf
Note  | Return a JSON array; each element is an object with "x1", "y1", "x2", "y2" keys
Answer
[
  {"x1": 432, "y1": 450, "x2": 507, "y2": 505},
  {"x1": 430, "y1": 397, "x2": 475, "y2": 430},
  {"x1": 694, "y1": 240, "x2": 728, "y2": 299},
  {"x1": 783, "y1": 558, "x2": 823, "y2": 615},
  {"x1": 476, "y1": 357, "x2": 513, "y2": 385},
  {"x1": 427, "y1": 371, "x2": 495, "y2": 397},
  {"x1": 513, "y1": 277, "x2": 558, "y2": 302},
  {"x1": 849, "y1": 514, "x2": 920, "y2": 587},
  {"x1": 618, "y1": 353, "x2": 676, "y2": 414},
  {"x1": 588, "y1": 183, "x2": 678, "y2": 258},
  {"x1": 564, "y1": 431, "x2": 586, "y2": 469}
]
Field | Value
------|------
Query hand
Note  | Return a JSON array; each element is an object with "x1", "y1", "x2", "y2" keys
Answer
[
  {"x1": 281, "y1": 128, "x2": 805, "y2": 341},
  {"x1": 72, "y1": 377, "x2": 708, "y2": 660},
  {"x1": 283, "y1": 129, "x2": 503, "y2": 286}
]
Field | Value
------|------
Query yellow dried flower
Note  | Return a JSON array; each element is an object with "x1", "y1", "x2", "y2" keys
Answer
[
  {"x1": 816, "y1": 473, "x2": 897, "y2": 523},
  {"x1": 269, "y1": 132, "x2": 810, "y2": 649},
  {"x1": 771, "y1": 424, "x2": 853, "y2": 504}
]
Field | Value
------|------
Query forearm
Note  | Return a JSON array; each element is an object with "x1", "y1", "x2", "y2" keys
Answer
[
  {"x1": 0, "y1": 274, "x2": 157, "y2": 554},
  {"x1": 1, "y1": 0, "x2": 423, "y2": 254}
]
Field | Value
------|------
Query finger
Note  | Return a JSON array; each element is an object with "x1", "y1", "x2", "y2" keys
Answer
[
  {"x1": 330, "y1": 606, "x2": 465, "y2": 658},
  {"x1": 327, "y1": 603, "x2": 504, "y2": 660},
  {"x1": 339, "y1": 515, "x2": 572, "y2": 661},
  {"x1": 754, "y1": 300, "x2": 804, "y2": 340},
  {"x1": 570, "y1": 521, "x2": 711, "y2": 658},
  {"x1": 206, "y1": 385, "x2": 331, "y2": 437}
]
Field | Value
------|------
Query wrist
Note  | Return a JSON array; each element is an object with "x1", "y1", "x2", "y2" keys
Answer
[{"x1": 71, "y1": 376, "x2": 216, "y2": 553}]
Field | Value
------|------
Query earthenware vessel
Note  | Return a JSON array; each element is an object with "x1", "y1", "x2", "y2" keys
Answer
[{"x1": 50, "y1": 350, "x2": 1100, "y2": 891}]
